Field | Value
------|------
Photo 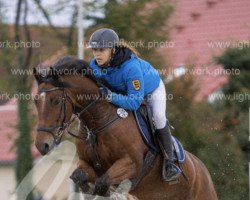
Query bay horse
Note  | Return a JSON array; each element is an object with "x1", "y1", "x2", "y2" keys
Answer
[{"x1": 33, "y1": 56, "x2": 218, "y2": 200}]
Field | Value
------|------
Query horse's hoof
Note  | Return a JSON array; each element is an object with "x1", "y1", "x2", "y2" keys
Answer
[
  {"x1": 70, "y1": 167, "x2": 90, "y2": 192},
  {"x1": 93, "y1": 175, "x2": 109, "y2": 196}
]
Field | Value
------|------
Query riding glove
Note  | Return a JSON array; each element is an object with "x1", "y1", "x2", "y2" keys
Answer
[{"x1": 99, "y1": 87, "x2": 112, "y2": 102}]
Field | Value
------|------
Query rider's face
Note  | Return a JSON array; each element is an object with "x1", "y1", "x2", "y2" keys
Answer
[{"x1": 92, "y1": 48, "x2": 112, "y2": 66}]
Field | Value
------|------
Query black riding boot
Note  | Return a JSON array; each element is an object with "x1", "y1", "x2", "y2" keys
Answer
[{"x1": 156, "y1": 122, "x2": 181, "y2": 182}]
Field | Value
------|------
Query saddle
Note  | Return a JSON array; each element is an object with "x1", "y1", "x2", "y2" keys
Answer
[
  {"x1": 98, "y1": 82, "x2": 186, "y2": 163},
  {"x1": 133, "y1": 101, "x2": 185, "y2": 163}
]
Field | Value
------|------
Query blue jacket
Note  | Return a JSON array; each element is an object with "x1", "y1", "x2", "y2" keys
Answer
[{"x1": 90, "y1": 54, "x2": 161, "y2": 110}]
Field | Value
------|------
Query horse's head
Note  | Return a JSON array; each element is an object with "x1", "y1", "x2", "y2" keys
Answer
[
  {"x1": 33, "y1": 56, "x2": 99, "y2": 155},
  {"x1": 33, "y1": 67, "x2": 74, "y2": 155}
]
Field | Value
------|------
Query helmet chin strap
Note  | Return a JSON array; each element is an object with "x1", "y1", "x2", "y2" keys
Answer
[
  {"x1": 99, "y1": 48, "x2": 117, "y2": 67},
  {"x1": 108, "y1": 48, "x2": 117, "y2": 66}
]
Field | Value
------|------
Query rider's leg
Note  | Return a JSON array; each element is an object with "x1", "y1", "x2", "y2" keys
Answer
[{"x1": 147, "y1": 79, "x2": 181, "y2": 182}]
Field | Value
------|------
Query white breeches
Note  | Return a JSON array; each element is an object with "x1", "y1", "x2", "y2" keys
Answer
[{"x1": 146, "y1": 79, "x2": 167, "y2": 129}]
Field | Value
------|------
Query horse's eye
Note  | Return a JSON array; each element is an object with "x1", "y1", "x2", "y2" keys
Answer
[{"x1": 52, "y1": 98, "x2": 61, "y2": 106}]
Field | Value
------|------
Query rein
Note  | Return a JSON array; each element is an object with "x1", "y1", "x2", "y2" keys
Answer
[
  {"x1": 37, "y1": 87, "x2": 74, "y2": 145},
  {"x1": 36, "y1": 77, "x2": 155, "y2": 187},
  {"x1": 36, "y1": 84, "x2": 122, "y2": 172}
]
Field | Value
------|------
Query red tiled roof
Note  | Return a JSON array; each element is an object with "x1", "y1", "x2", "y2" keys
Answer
[
  {"x1": 0, "y1": 98, "x2": 40, "y2": 163},
  {"x1": 0, "y1": 49, "x2": 66, "y2": 163},
  {"x1": 161, "y1": 0, "x2": 250, "y2": 101},
  {"x1": 0, "y1": 102, "x2": 17, "y2": 162}
]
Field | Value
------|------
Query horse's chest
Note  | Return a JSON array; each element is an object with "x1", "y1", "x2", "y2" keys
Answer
[
  {"x1": 81, "y1": 140, "x2": 115, "y2": 168},
  {"x1": 97, "y1": 141, "x2": 117, "y2": 165}
]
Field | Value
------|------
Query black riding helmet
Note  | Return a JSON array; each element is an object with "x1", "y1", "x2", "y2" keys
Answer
[{"x1": 87, "y1": 28, "x2": 119, "y2": 49}]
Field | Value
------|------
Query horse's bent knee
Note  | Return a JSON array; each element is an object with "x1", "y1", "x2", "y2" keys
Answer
[
  {"x1": 93, "y1": 174, "x2": 110, "y2": 196},
  {"x1": 70, "y1": 167, "x2": 90, "y2": 192}
]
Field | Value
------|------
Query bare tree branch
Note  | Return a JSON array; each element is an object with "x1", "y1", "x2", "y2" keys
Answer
[
  {"x1": 67, "y1": 4, "x2": 78, "y2": 48},
  {"x1": 15, "y1": 0, "x2": 23, "y2": 41},
  {"x1": 32, "y1": 0, "x2": 67, "y2": 42},
  {"x1": 23, "y1": 0, "x2": 32, "y2": 70}
]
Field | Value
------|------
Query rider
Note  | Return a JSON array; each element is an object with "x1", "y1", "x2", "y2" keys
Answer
[{"x1": 87, "y1": 28, "x2": 181, "y2": 182}]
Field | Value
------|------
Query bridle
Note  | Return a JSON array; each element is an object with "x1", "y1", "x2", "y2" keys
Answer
[
  {"x1": 36, "y1": 85, "x2": 120, "y2": 147},
  {"x1": 36, "y1": 87, "x2": 72, "y2": 145},
  {"x1": 36, "y1": 85, "x2": 100, "y2": 144},
  {"x1": 35, "y1": 81, "x2": 162, "y2": 184},
  {"x1": 36, "y1": 84, "x2": 123, "y2": 172}
]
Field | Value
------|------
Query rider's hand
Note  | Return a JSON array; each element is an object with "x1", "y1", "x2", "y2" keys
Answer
[{"x1": 99, "y1": 87, "x2": 112, "y2": 102}]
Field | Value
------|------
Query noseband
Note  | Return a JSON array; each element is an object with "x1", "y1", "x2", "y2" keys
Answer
[
  {"x1": 36, "y1": 82, "x2": 124, "y2": 172},
  {"x1": 36, "y1": 86, "x2": 100, "y2": 145},
  {"x1": 36, "y1": 85, "x2": 122, "y2": 148}
]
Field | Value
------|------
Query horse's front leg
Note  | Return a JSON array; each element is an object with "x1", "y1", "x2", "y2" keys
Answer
[
  {"x1": 70, "y1": 159, "x2": 98, "y2": 193},
  {"x1": 93, "y1": 156, "x2": 139, "y2": 196}
]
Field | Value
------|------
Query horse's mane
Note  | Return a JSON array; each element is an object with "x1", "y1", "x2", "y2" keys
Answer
[
  {"x1": 40, "y1": 56, "x2": 113, "y2": 90},
  {"x1": 52, "y1": 56, "x2": 97, "y2": 82}
]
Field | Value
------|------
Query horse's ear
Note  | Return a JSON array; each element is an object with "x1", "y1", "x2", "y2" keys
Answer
[
  {"x1": 33, "y1": 68, "x2": 43, "y2": 85},
  {"x1": 49, "y1": 66, "x2": 59, "y2": 80}
]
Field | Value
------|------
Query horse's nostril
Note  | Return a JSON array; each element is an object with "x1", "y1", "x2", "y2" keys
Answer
[{"x1": 44, "y1": 143, "x2": 50, "y2": 153}]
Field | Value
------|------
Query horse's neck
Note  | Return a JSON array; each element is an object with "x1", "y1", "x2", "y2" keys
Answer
[
  {"x1": 79, "y1": 100, "x2": 117, "y2": 130},
  {"x1": 65, "y1": 75, "x2": 117, "y2": 130}
]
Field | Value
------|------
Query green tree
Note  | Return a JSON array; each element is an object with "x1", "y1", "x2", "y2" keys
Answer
[
  {"x1": 166, "y1": 72, "x2": 206, "y2": 154},
  {"x1": 87, "y1": 0, "x2": 174, "y2": 67},
  {"x1": 14, "y1": 0, "x2": 34, "y2": 199},
  {"x1": 0, "y1": 1, "x2": 15, "y2": 100},
  {"x1": 192, "y1": 46, "x2": 250, "y2": 200},
  {"x1": 216, "y1": 46, "x2": 250, "y2": 161},
  {"x1": 167, "y1": 63, "x2": 248, "y2": 199}
]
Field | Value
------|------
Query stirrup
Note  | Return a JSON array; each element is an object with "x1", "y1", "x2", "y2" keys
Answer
[{"x1": 162, "y1": 160, "x2": 182, "y2": 182}]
